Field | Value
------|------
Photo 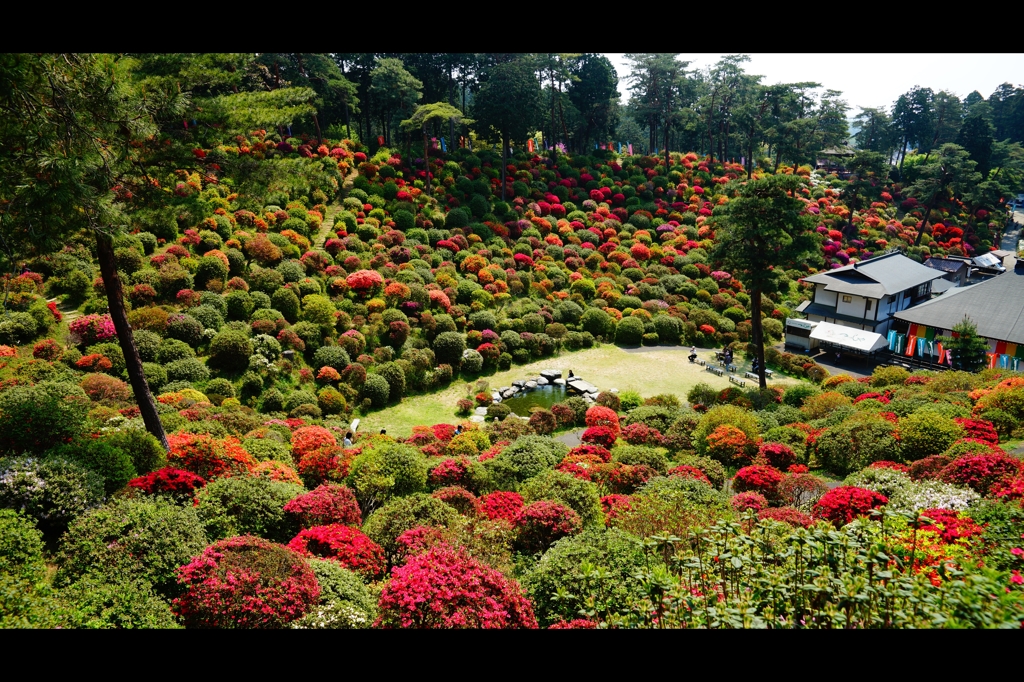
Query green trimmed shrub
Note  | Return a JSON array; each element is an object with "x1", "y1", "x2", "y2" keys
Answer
[
  {"x1": 361, "y1": 493, "x2": 460, "y2": 565},
  {"x1": 521, "y1": 470, "x2": 603, "y2": 527},
  {"x1": 194, "y1": 476, "x2": 304, "y2": 543}
]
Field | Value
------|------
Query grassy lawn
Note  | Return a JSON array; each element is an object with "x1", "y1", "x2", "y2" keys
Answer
[{"x1": 355, "y1": 344, "x2": 801, "y2": 438}]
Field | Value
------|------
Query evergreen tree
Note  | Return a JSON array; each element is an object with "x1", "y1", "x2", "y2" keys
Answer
[
  {"x1": 711, "y1": 174, "x2": 818, "y2": 388},
  {"x1": 937, "y1": 318, "x2": 990, "y2": 372}
]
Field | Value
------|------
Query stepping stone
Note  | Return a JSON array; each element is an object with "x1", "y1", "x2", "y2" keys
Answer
[
  {"x1": 501, "y1": 388, "x2": 517, "y2": 399},
  {"x1": 567, "y1": 379, "x2": 598, "y2": 395},
  {"x1": 540, "y1": 369, "x2": 561, "y2": 380},
  {"x1": 536, "y1": 377, "x2": 549, "y2": 386},
  {"x1": 512, "y1": 380, "x2": 526, "y2": 388},
  {"x1": 491, "y1": 392, "x2": 502, "y2": 403},
  {"x1": 553, "y1": 378, "x2": 566, "y2": 386},
  {"x1": 609, "y1": 388, "x2": 618, "y2": 393},
  {"x1": 469, "y1": 415, "x2": 486, "y2": 423},
  {"x1": 499, "y1": 387, "x2": 510, "y2": 394},
  {"x1": 474, "y1": 407, "x2": 489, "y2": 416},
  {"x1": 525, "y1": 380, "x2": 537, "y2": 389}
]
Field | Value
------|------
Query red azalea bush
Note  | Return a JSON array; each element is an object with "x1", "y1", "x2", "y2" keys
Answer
[
  {"x1": 128, "y1": 467, "x2": 207, "y2": 500},
  {"x1": 375, "y1": 543, "x2": 538, "y2": 629},
  {"x1": 777, "y1": 473, "x2": 830, "y2": 508},
  {"x1": 757, "y1": 442, "x2": 797, "y2": 470},
  {"x1": 295, "y1": 446, "x2": 351, "y2": 487},
  {"x1": 731, "y1": 491, "x2": 768, "y2": 513},
  {"x1": 868, "y1": 461, "x2": 910, "y2": 474},
  {"x1": 909, "y1": 455, "x2": 953, "y2": 481},
  {"x1": 173, "y1": 535, "x2": 320, "y2": 629},
  {"x1": 556, "y1": 453, "x2": 606, "y2": 481},
  {"x1": 287, "y1": 524, "x2": 385, "y2": 579},
  {"x1": 167, "y1": 432, "x2": 256, "y2": 479},
  {"x1": 69, "y1": 313, "x2": 116, "y2": 346},
  {"x1": 80, "y1": 373, "x2": 132, "y2": 403},
  {"x1": 993, "y1": 477, "x2": 1024, "y2": 504},
  {"x1": 431, "y1": 486, "x2": 481, "y2": 516},
  {"x1": 428, "y1": 457, "x2": 473, "y2": 489},
  {"x1": 76, "y1": 353, "x2": 113, "y2": 373},
  {"x1": 600, "y1": 494, "x2": 633, "y2": 526},
  {"x1": 938, "y1": 453, "x2": 1022, "y2": 496},
  {"x1": 291, "y1": 425, "x2": 337, "y2": 459},
  {"x1": 813, "y1": 486, "x2": 888, "y2": 527},
  {"x1": 706, "y1": 424, "x2": 754, "y2": 464},
  {"x1": 585, "y1": 405, "x2": 620, "y2": 434},
  {"x1": 254, "y1": 460, "x2": 302, "y2": 485},
  {"x1": 515, "y1": 500, "x2": 582, "y2": 554},
  {"x1": 480, "y1": 491, "x2": 525, "y2": 524},
  {"x1": 284, "y1": 483, "x2": 362, "y2": 528},
  {"x1": 549, "y1": 619, "x2": 598, "y2": 629},
  {"x1": 758, "y1": 506, "x2": 814, "y2": 528},
  {"x1": 732, "y1": 465, "x2": 784, "y2": 504},
  {"x1": 580, "y1": 426, "x2": 617, "y2": 449},
  {"x1": 953, "y1": 417, "x2": 999, "y2": 445},
  {"x1": 666, "y1": 465, "x2": 712, "y2": 486},
  {"x1": 32, "y1": 338, "x2": 62, "y2": 361},
  {"x1": 595, "y1": 462, "x2": 657, "y2": 494},
  {"x1": 566, "y1": 445, "x2": 612, "y2": 463},
  {"x1": 918, "y1": 508, "x2": 985, "y2": 544},
  {"x1": 620, "y1": 422, "x2": 664, "y2": 446}
]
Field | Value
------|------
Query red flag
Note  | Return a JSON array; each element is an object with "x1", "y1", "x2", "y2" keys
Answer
[{"x1": 377, "y1": 136, "x2": 385, "y2": 146}]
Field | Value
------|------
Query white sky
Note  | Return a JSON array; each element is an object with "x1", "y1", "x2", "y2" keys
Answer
[{"x1": 604, "y1": 53, "x2": 1024, "y2": 114}]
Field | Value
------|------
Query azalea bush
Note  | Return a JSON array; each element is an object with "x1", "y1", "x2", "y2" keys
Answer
[
  {"x1": 173, "y1": 535, "x2": 320, "y2": 629},
  {"x1": 287, "y1": 524, "x2": 385, "y2": 579},
  {"x1": 375, "y1": 543, "x2": 537, "y2": 629}
]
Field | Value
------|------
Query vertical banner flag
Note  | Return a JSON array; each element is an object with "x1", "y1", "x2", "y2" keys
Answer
[
  {"x1": 377, "y1": 136, "x2": 385, "y2": 146},
  {"x1": 628, "y1": 143, "x2": 633, "y2": 155},
  {"x1": 887, "y1": 330, "x2": 897, "y2": 351},
  {"x1": 440, "y1": 138, "x2": 447, "y2": 152},
  {"x1": 527, "y1": 139, "x2": 534, "y2": 153},
  {"x1": 287, "y1": 125, "x2": 292, "y2": 137}
]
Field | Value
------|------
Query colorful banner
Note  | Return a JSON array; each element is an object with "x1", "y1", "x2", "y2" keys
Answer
[
  {"x1": 377, "y1": 135, "x2": 385, "y2": 146},
  {"x1": 999, "y1": 354, "x2": 1011, "y2": 369},
  {"x1": 440, "y1": 137, "x2": 447, "y2": 152},
  {"x1": 527, "y1": 139, "x2": 535, "y2": 153},
  {"x1": 917, "y1": 337, "x2": 926, "y2": 357},
  {"x1": 905, "y1": 335, "x2": 917, "y2": 357},
  {"x1": 937, "y1": 342, "x2": 945, "y2": 364},
  {"x1": 887, "y1": 330, "x2": 897, "y2": 351},
  {"x1": 628, "y1": 144, "x2": 633, "y2": 155}
]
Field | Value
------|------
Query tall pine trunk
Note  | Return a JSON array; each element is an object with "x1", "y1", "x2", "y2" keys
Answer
[
  {"x1": 501, "y1": 130, "x2": 509, "y2": 201},
  {"x1": 750, "y1": 286, "x2": 767, "y2": 389},
  {"x1": 95, "y1": 232, "x2": 169, "y2": 451}
]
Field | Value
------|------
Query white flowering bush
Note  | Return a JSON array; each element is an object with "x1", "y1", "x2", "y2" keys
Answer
[{"x1": 844, "y1": 468, "x2": 980, "y2": 513}]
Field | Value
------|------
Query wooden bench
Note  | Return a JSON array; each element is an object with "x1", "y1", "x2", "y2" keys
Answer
[
  {"x1": 744, "y1": 371, "x2": 759, "y2": 381},
  {"x1": 706, "y1": 365, "x2": 725, "y2": 376},
  {"x1": 724, "y1": 364, "x2": 737, "y2": 373},
  {"x1": 729, "y1": 375, "x2": 746, "y2": 387}
]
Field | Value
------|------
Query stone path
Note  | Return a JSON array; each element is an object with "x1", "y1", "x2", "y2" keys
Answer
[
  {"x1": 312, "y1": 167, "x2": 359, "y2": 251},
  {"x1": 47, "y1": 296, "x2": 80, "y2": 324}
]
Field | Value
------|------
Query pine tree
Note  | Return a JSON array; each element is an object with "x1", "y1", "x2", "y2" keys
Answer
[{"x1": 937, "y1": 317, "x2": 990, "y2": 373}]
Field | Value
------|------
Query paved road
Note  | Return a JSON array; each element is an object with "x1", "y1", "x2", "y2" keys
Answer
[{"x1": 1001, "y1": 209, "x2": 1022, "y2": 252}]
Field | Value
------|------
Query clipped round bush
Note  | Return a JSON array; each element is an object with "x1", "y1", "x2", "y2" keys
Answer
[
  {"x1": 732, "y1": 465, "x2": 784, "y2": 504},
  {"x1": 524, "y1": 527, "x2": 648, "y2": 627},
  {"x1": 284, "y1": 484, "x2": 362, "y2": 529},
  {"x1": 0, "y1": 509, "x2": 46, "y2": 581},
  {"x1": 155, "y1": 338, "x2": 195, "y2": 364},
  {"x1": 515, "y1": 500, "x2": 582, "y2": 555},
  {"x1": 433, "y1": 331, "x2": 466, "y2": 367},
  {"x1": 312, "y1": 346, "x2": 352, "y2": 374},
  {"x1": 291, "y1": 558, "x2": 376, "y2": 629},
  {"x1": 165, "y1": 357, "x2": 210, "y2": 384},
  {"x1": 173, "y1": 535, "x2": 320, "y2": 629},
  {"x1": 361, "y1": 493, "x2": 460, "y2": 565},
  {"x1": 521, "y1": 470, "x2": 603, "y2": 527},
  {"x1": 938, "y1": 453, "x2": 1021, "y2": 496},
  {"x1": 194, "y1": 475, "x2": 304, "y2": 543},
  {"x1": 55, "y1": 496, "x2": 208, "y2": 597},
  {"x1": 0, "y1": 382, "x2": 91, "y2": 454},
  {"x1": 813, "y1": 486, "x2": 888, "y2": 527},
  {"x1": 898, "y1": 412, "x2": 965, "y2": 462},
  {"x1": 479, "y1": 491, "x2": 525, "y2": 524},
  {"x1": 485, "y1": 435, "x2": 568, "y2": 491},
  {"x1": 376, "y1": 543, "x2": 537, "y2": 629},
  {"x1": 614, "y1": 316, "x2": 645, "y2": 345},
  {"x1": 127, "y1": 467, "x2": 206, "y2": 503},
  {"x1": 207, "y1": 330, "x2": 253, "y2": 371},
  {"x1": 0, "y1": 456, "x2": 104, "y2": 539},
  {"x1": 360, "y1": 374, "x2": 390, "y2": 408},
  {"x1": 166, "y1": 433, "x2": 256, "y2": 479},
  {"x1": 814, "y1": 414, "x2": 900, "y2": 476},
  {"x1": 287, "y1": 524, "x2": 385, "y2": 579},
  {"x1": 165, "y1": 314, "x2": 205, "y2": 347}
]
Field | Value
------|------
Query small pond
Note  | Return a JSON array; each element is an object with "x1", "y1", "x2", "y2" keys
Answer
[{"x1": 501, "y1": 384, "x2": 568, "y2": 416}]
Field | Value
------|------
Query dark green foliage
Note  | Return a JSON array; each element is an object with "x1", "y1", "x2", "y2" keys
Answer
[
  {"x1": 102, "y1": 428, "x2": 166, "y2": 475},
  {"x1": 0, "y1": 381, "x2": 91, "y2": 454},
  {"x1": 521, "y1": 470, "x2": 603, "y2": 527},
  {"x1": 433, "y1": 331, "x2": 466, "y2": 366},
  {"x1": 165, "y1": 357, "x2": 210, "y2": 384},
  {"x1": 165, "y1": 314, "x2": 205, "y2": 346},
  {"x1": 207, "y1": 329, "x2": 254, "y2": 371},
  {"x1": 0, "y1": 455, "x2": 104, "y2": 539},
  {"x1": 525, "y1": 528, "x2": 649, "y2": 627},
  {"x1": 189, "y1": 304, "x2": 224, "y2": 332},
  {"x1": 815, "y1": 415, "x2": 902, "y2": 475},
  {"x1": 49, "y1": 438, "x2": 136, "y2": 495},
  {"x1": 376, "y1": 362, "x2": 406, "y2": 401},
  {"x1": 362, "y1": 493, "x2": 459, "y2": 565},
  {"x1": 0, "y1": 509, "x2": 46, "y2": 580},
  {"x1": 133, "y1": 329, "x2": 161, "y2": 362},
  {"x1": 347, "y1": 442, "x2": 428, "y2": 512},
  {"x1": 312, "y1": 346, "x2": 352, "y2": 373},
  {"x1": 272, "y1": 287, "x2": 301, "y2": 324},
  {"x1": 156, "y1": 338, "x2": 195, "y2": 364},
  {"x1": 55, "y1": 572, "x2": 181, "y2": 629},
  {"x1": 55, "y1": 497, "x2": 207, "y2": 597},
  {"x1": 612, "y1": 445, "x2": 669, "y2": 474},
  {"x1": 360, "y1": 374, "x2": 390, "y2": 408},
  {"x1": 194, "y1": 476, "x2": 304, "y2": 543},
  {"x1": 485, "y1": 436, "x2": 569, "y2": 491}
]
